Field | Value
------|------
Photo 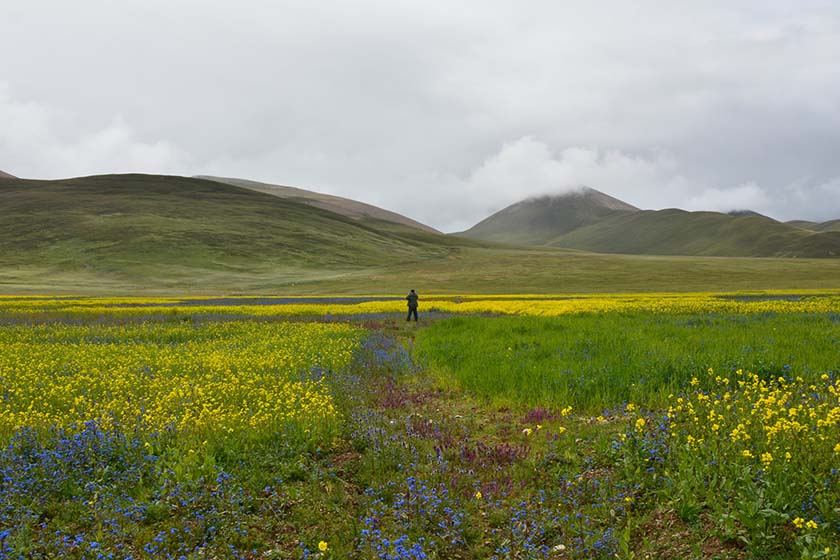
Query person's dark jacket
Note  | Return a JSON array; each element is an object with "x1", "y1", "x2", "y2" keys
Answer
[{"x1": 406, "y1": 292, "x2": 419, "y2": 309}]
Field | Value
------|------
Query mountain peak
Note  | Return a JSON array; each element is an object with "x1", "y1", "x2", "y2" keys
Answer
[
  {"x1": 459, "y1": 187, "x2": 639, "y2": 245},
  {"x1": 727, "y1": 209, "x2": 768, "y2": 219},
  {"x1": 531, "y1": 187, "x2": 640, "y2": 212}
]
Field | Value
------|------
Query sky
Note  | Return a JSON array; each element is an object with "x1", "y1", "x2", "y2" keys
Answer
[{"x1": 1, "y1": 0, "x2": 839, "y2": 232}]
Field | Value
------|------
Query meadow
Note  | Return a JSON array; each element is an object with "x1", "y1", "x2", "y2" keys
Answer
[{"x1": 0, "y1": 293, "x2": 838, "y2": 558}]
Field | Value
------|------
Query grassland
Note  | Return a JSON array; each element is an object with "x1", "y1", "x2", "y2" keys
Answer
[
  {"x1": 1, "y1": 294, "x2": 839, "y2": 558},
  {"x1": 414, "y1": 312, "x2": 840, "y2": 410},
  {"x1": 4, "y1": 245, "x2": 840, "y2": 295}
]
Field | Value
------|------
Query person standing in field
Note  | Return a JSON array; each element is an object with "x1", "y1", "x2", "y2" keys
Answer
[{"x1": 406, "y1": 289, "x2": 419, "y2": 322}]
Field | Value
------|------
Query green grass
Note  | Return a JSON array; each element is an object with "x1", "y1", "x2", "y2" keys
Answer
[
  {"x1": 414, "y1": 312, "x2": 840, "y2": 411},
  {"x1": 4, "y1": 245, "x2": 840, "y2": 295}
]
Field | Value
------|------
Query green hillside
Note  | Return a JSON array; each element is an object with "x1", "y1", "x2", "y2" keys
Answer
[
  {"x1": 458, "y1": 187, "x2": 638, "y2": 245},
  {"x1": 788, "y1": 219, "x2": 840, "y2": 233},
  {"x1": 820, "y1": 220, "x2": 840, "y2": 232},
  {"x1": 458, "y1": 188, "x2": 840, "y2": 258},
  {"x1": 0, "y1": 174, "x2": 461, "y2": 279},
  {"x1": 2, "y1": 173, "x2": 840, "y2": 294},
  {"x1": 553, "y1": 209, "x2": 840, "y2": 257},
  {"x1": 198, "y1": 175, "x2": 440, "y2": 234}
]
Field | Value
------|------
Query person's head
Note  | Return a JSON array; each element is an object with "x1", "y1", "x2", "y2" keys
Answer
[{"x1": 410, "y1": 289, "x2": 415, "y2": 293}]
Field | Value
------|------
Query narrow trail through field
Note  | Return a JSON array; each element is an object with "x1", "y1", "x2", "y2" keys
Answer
[{"x1": 313, "y1": 320, "x2": 747, "y2": 559}]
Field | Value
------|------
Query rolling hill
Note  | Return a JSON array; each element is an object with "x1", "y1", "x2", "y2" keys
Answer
[
  {"x1": 458, "y1": 187, "x2": 639, "y2": 245},
  {"x1": 0, "y1": 170, "x2": 16, "y2": 179},
  {"x1": 553, "y1": 209, "x2": 840, "y2": 257},
  {"x1": 197, "y1": 175, "x2": 440, "y2": 234},
  {"x1": 0, "y1": 174, "x2": 464, "y2": 280},
  {"x1": 459, "y1": 189, "x2": 840, "y2": 258},
  {"x1": 787, "y1": 219, "x2": 840, "y2": 233}
]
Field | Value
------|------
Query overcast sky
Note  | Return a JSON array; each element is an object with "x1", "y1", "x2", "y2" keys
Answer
[{"x1": 2, "y1": 1, "x2": 839, "y2": 231}]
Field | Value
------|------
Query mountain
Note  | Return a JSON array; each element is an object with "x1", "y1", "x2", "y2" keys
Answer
[
  {"x1": 553, "y1": 209, "x2": 840, "y2": 257},
  {"x1": 0, "y1": 174, "x2": 463, "y2": 279},
  {"x1": 459, "y1": 189, "x2": 840, "y2": 258},
  {"x1": 0, "y1": 170, "x2": 16, "y2": 179},
  {"x1": 458, "y1": 187, "x2": 639, "y2": 245},
  {"x1": 197, "y1": 175, "x2": 440, "y2": 234}
]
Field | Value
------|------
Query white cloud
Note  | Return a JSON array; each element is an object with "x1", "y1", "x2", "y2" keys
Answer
[
  {"x1": 397, "y1": 138, "x2": 839, "y2": 231},
  {"x1": 2, "y1": 2, "x2": 840, "y2": 230},
  {"x1": 390, "y1": 137, "x2": 688, "y2": 231},
  {"x1": 685, "y1": 183, "x2": 771, "y2": 214},
  {"x1": 0, "y1": 85, "x2": 186, "y2": 179}
]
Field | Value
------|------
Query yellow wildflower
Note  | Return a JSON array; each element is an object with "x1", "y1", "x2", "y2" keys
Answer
[{"x1": 760, "y1": 452, "x2": 773, "y2": 467}]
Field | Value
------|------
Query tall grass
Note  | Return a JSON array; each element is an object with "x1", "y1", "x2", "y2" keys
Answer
[{"x1": 415, "y1": 313, "x2": 840, "y2": 411}]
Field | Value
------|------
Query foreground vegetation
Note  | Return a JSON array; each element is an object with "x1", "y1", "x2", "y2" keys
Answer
[
  {"x1": 0, "y1": 294, "x2": 838, "y2": 558},
  {"x1": 415, "y1": 312, "x2": 840, "y2": 409}
]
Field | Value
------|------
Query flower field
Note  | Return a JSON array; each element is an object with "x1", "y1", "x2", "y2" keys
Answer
[
  {"x1": 2, "y1": 290, "x2": 840, "y2": 321},
  {"x1": 0, "y1": 322, "x2": 359, "y2": 440},
  {"x1": 0, "y1": 293, "x2": 838, "y2": 558}
]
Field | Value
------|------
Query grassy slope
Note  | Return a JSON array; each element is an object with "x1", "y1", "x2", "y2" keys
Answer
[
  {"x1": 0, "y1": 174, "x2": 457, "y2": 281},
  {"x1": 199, "y1": 175, "x2": 441, "y2": 234},
  {"x1": 787, "y1": 219, "x2": 840, "y2": 232},
  {"x1": 2, "y1": 174, "x2": 840, "y2": 295},
  {"x1": 553, "y1": 209, "x2": 840, "y2": 257}
]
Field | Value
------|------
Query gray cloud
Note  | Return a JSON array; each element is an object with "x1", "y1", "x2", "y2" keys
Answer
[{"x1": 2, "y1": 0, "x2": 840, "y2": 230}]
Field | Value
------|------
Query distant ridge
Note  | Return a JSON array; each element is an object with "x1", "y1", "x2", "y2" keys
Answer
[
  {"x1": 787, "y1": 219, "x2": 840, "y2": 233},
  {"x1": 459, "y1": 188, "x2": 840, "y2": 258},
  {"x1": 0, "y1": 170, "x2": 16, "y2": 179},
  {"x1": 197, "y1": 175, "x2": 440, "y2": 234},
  {"x1": 458, "y1": 187, "x2": 639, "y2": 245},
  {"x1": 554, "y1": 209, "x2": 840, "y2": 257}
]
